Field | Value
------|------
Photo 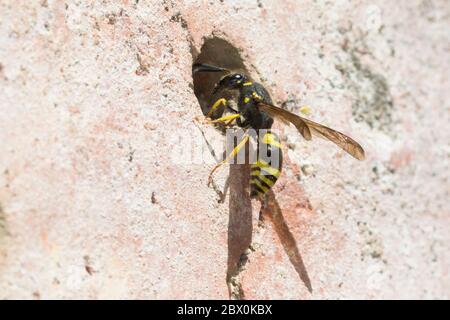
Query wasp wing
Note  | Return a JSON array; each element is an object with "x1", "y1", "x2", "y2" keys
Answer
[
  {"x1": 258, "y1": 102, "x2": 365, "y2": 160},
  {"x1": 301, "y1": 117, "x2": 365, "y2": 160},
  {"x1": 258, "y1": 102, "x2": 312, "y2": 140}
]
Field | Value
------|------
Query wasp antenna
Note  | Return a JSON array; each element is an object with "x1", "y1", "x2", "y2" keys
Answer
[{"x1": 192, "y1": 63, "x2": 229, "y2": 74}]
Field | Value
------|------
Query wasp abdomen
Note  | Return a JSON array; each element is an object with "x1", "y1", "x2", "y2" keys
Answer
[{"x1": 250, "y1": 132, "x2": 283, "y2": 199}]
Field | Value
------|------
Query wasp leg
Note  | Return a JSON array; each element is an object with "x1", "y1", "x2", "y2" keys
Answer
[
  {"x1": 199, "y1": 114, "x2": 240, "y2": 129},
  {"x1": 206, "y1": 98, "x2": 227, "y2": 118},
  {"x1": 208, "y1": 134, "x2": 249, "y2": 187},
  {"x1": 224, "y1": 117, "x2": 238, "y2": 127},
  {"x1": 209, "y1": 114, "x2": 240, "y2": 124},
  {"x1": 213, "y1": 100, "x2": 239, "y2": 127}
]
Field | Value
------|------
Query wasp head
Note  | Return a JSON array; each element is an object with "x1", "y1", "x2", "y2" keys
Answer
[{"x1": 213, "y1": 73, "x2": 247, "y2": 94}]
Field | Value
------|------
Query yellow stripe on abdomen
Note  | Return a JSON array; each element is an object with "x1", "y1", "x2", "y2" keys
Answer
[{"x1": 250, "y1": 132, "x2": 283, "y2": 199}]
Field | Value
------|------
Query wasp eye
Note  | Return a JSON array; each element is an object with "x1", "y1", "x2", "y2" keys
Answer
[{"x1": 234, "y1": 74, "x2": 243, "y2": 83}]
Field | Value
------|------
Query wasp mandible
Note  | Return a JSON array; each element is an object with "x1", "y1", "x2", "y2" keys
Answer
[{"x1": 193, "y1": 63, "x2": 365, "y2": 199}]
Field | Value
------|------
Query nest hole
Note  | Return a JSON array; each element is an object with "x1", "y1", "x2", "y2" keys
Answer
[{"x1": 192, "y1": 37, "x2": 249, "y2": 117}]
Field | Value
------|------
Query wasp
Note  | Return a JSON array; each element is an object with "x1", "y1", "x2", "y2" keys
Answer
[{"x1": 193, "y1": 63, "x2": 365, "y2": 199}]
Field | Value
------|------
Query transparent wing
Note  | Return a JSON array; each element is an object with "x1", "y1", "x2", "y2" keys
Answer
[
  {"x1": 258, "y1": 103, "x2": 365, "y2": 160},
  {"x1": 301, "y1": 117, "x2": 365, "y2": 160},
  {"x1": 258, "y1": 102, "x2": 312, "y2": 140}
]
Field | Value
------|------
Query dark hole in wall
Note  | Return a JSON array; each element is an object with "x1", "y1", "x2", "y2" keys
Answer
[{"x1": 192, "y1": 38, "x2": 250, "y2": 117}]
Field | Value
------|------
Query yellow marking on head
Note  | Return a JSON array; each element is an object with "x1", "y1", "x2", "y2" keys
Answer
[
  {"x1": 243, "y1": 82, "x2": 253, "y2": 86},
  {"x1": 299, "y1": 105, "x2": 312, "y2": 115},
  {"x1": 250, "y1": 178, "x2": 269, "y2": 193},
  {"x1": 262, "y1": 133, "x2": 282, "y2": 148},
  {"x1": 244, "y1": 97, "x2": 250, "y2": 104}
]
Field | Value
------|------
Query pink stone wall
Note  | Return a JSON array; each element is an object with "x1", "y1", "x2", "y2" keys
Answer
[{"x1": 0, "y1": 0, "x2": 448, "y2": 299}]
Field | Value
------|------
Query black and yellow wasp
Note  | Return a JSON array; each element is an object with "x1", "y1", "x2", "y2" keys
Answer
[{"x1": 193, "y1": 63, "x2": 365, "y2": 199}]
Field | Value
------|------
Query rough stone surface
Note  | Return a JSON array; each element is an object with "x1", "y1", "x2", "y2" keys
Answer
[{"x1": 0, "y1": 0, "x2": 449, "y2": 299}]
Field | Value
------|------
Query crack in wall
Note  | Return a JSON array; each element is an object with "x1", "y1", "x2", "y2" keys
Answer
[{"x1": 226, "y1": 245, "x2": 255, "y2": 300}]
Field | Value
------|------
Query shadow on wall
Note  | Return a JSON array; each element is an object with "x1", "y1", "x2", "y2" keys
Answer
[
  {"x1": 191, "y1": 37, "x2": 311, "y2": 299},
  {"x1": 262, "y1": 191, "x2": 312, "y2": 293}
]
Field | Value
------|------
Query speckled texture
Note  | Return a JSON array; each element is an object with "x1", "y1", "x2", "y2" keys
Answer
[{"x1": 0, "y1": 0, "x2": 449, "y2": 299}]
